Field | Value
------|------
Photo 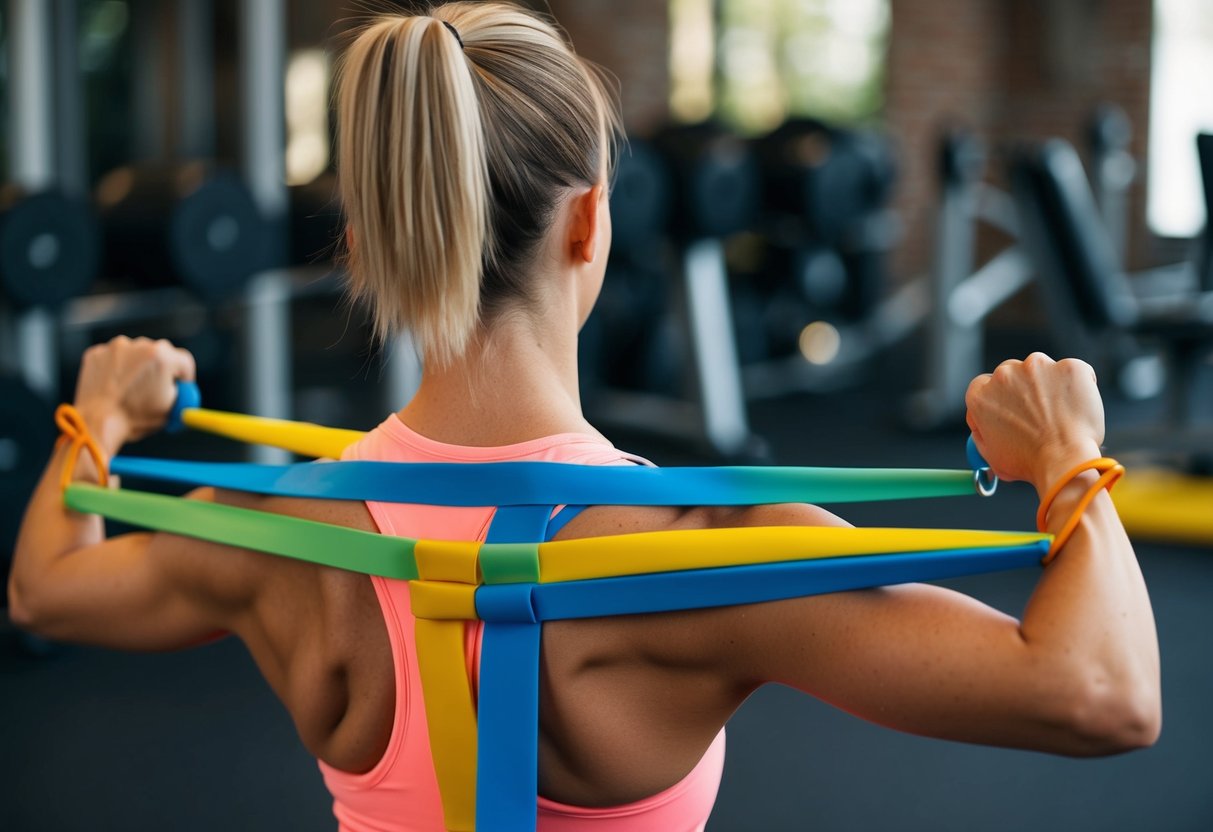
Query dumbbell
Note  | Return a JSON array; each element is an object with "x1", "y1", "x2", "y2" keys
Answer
[
  {"x1": 755, "y1": 120, "x2": 897, "y2": 324},
  {"x1": 651, "y1": 122, "x2": 760, "y2": 241},
  {"x1": 0, "y1": 185, "x2": 99, "y2": 309},
  {"x1": 95, "y1": 162, "x2": 269, "y2": 300},
  {"x1": 609, "y1": 139, "x2": 672, "y2": 251},
  {"x1": 756, "y1": 118, "x2": 895, "y2": 246}
]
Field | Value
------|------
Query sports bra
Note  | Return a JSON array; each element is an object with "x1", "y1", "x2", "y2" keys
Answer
[{"x1": 316, "y1": 416, "x2": 726, "y2": 831}]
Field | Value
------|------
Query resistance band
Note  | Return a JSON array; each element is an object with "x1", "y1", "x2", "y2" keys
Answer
[
  {"x1": 65, "y1": 383, "x2": 1042, "y2": 832},
  {"x1": 68, "y1": 478, "x2": 1049, "y2": 832},
  {"x1": 66, "y1": 481, "x2": 1045, "y2": 586},
  {"x1": 109, "y1": 456, "x2": 983, "y2": 505},
  {"x1": 163, "y1": 385, "x2": 1004, "y2": 502}
]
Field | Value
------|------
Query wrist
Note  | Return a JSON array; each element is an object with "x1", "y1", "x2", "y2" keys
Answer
[
  {"x1": 71, "y1": 400, "x2": 130, "y2": 456},
  {"x1": 1031, "y1": 439, "x2": 1106, "y2": 498}
]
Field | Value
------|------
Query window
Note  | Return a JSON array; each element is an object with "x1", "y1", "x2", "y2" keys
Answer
[
  {"x1": 670, "y1": 0, "x2": 890, "y2": 134},
  {"x1": 1147, "y1": 0, "x2": 1213, "y2": 238}
]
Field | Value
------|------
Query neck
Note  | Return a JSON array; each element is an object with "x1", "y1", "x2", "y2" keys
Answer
[{"x1": 397, "y1": 298, "x2": 601, "y2": 447}]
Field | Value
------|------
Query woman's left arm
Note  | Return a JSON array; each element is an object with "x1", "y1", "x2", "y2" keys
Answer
[{"x1": 6, "y1": 336, "x2": 236, "y2": 649}]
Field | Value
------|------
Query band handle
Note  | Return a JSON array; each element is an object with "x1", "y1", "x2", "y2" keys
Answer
[
  {"x1": 967, "y1": 435, "x2": 998, "y2": 496},
  {"x1": 167, "y1": 380, "x2": 202, "y2": 434}
]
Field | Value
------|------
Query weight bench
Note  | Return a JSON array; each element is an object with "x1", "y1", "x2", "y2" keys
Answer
[{"x1": 1009, "y1": 138, "x2": 1213, "y2": 453}]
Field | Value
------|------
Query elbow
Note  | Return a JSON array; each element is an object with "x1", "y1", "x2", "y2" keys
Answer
[
  {"x1": 1054, "y1": 673, "x2": 1162, "y2": 755},
  {"x1": 7, "y1": 573, "x2": 49, "y2": 637},
  {"x1": 7, "y1": 574, "x2": 34, "y2": 631}
]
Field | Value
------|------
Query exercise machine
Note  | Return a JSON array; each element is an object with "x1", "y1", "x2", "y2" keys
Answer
[
  {"x1": 743, "y1": 118, "x2": 912, "y2": 398},
  {"x1": 905, "y1": 130, "x2": 1035, "y2": 429},
  {"x1": 1009, "y1": 138, "x2": 1213, "y2": 451},
  {"x1": 586, "y1": 125, "x2": 764, "y2": 459}
]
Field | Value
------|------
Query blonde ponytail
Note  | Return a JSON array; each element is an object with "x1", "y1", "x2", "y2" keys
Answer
[
  {"x1": 337, "y1": 14, "x2": 488, "y2": 367},
  {"x1": 336, "y1": 3, "x2": 622, "y2": 367}
]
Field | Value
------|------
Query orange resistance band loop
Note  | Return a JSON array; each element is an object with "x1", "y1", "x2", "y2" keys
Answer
[
  {"x1": 55, "y1": 404, "x2": 110, "y2": 491},
  {"x1": 1036, "y1": 457, "x2": 1124, "y2": 565}
]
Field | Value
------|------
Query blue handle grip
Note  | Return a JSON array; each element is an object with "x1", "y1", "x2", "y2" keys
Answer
[
  {"x1": 966, "y1": 435, "x2": 988, "y2": 472},
  {"x1": 167, "y1": 380, "x2": 202, "y2": 433},
  {"x1": 966, "y1": 435, "x2": 998, "y2": 496}
]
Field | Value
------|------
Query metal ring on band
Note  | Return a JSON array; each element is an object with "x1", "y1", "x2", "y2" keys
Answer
[{"x1": 974, "y1": 468, "x2": 999, "y2": 497}]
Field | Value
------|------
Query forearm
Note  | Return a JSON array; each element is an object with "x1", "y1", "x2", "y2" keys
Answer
[
  {"x1": 8, "y1": 405, "x2": 127, "y2": 624},
  {"x1": 1016, "y1": 448, "x2": 1160, "y2": 748}
]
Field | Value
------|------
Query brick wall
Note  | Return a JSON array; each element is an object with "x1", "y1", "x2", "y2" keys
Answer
[
  {"x1": 884, "y1": 0, "x2": 1007, "y2": 280},
  {"x1": 999, "y1": 0, "x2": 1152, "y2": 270},
  {"x1": 547, "y1": 0, "x2": 1155, "y2": 277},
  {"x1": 885, "y1": 0, "x2": 1154, "y2": 280},
  {"x1": 315, "y1": 2, "x2": 1154, "y2": 279},
  {"x1": 545, "y1": 0, "x2": 671, "y2": 133}
]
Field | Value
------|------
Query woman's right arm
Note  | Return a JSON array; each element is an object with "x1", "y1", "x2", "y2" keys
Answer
[{"x1": 717, "y1": 353, "x2": 1160, "y2": 756}]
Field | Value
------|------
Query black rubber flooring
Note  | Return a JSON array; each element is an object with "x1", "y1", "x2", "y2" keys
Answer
[{"x1": 3, "y1": 337, "x2": 1212, "y2": 831}]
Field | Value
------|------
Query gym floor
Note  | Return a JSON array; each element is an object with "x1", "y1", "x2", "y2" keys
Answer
[{"x1": 3, "y1": 332, "x2": 1212, "y2": 832}]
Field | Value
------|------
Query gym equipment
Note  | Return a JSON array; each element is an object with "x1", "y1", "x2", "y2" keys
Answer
[
  {"x1": 288, "y1": 171, "x2": 343, "y2": 266},
  {"x1": 56, "y1": 381, "x2": 1056, "y2": 832},
  {"x1": 1009, "y1": 138, "x2": 1213, "y2": 448},
  {"x1": 1110, "y1": 468, "x2": 1213, "y2": 546},
  {"x1": 755, "y1": 119, "x2": 896, "y2": 319},
  {"x1": 0, "y1": 375, "x2": 56, "y2": 580},
  {"x1": 0, "y1": 187, "x2": 99, "y2": 309},
  {"x1": 1088, "y1": 104, "x2": 1137, "y2": 266},
  {"x1": 588, "y1": 125, "x2": 763, "y2": 458},
  {"x1": 743, "y1": 119, "x2": 910, "y2": 398},
  {"x1": 608, "y1": 140, "x2": 671, "y2": 251},
  {"x1": 95, "y1": 162, "x2": 270, "y2": 300},
  {"x1": 654, "y1": 122, "x2": 760, "y2": 242},
  {"x1": 580, "y1": 139, "x2": 673, "y2": 393},
  {"x1": 906, "y1": 130, "x2": 1034, "y2": 428},
  {"x1": 3, "y1": 0, "x2": 75, "y2": 402}
]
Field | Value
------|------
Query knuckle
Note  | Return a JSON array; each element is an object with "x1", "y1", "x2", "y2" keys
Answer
[
  {"x1": 992, "y1": 360, "x2": 1016, "y2": 377},
  {"x1": 1058, "y1": 357, "x2": 1092, "y2": 375}
]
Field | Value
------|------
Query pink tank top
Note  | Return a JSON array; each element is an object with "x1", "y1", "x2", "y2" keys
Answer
[{"x1": 317, "y1": 415, "x2": 726, "y2": 832}]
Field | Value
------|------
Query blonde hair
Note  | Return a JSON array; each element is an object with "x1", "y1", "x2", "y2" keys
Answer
[{"x1": 336, "y1": 2, "x2": 621, "y2": 367}]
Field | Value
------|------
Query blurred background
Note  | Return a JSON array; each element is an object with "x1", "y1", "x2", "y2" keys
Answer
[{"x1": 2, "y1": 1, "x2": 1212, "y2": 830}]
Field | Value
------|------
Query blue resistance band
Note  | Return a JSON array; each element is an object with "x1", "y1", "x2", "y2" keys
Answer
[
  {"x1": 104, "y1": 383, "x2": 1017, "y2": 831},
  {"x1": 109, "y1": 456, "x2": 987, "y2": 506},
  {"x1": 477, "y1": 505, "x2": 553, "y2": 831}
]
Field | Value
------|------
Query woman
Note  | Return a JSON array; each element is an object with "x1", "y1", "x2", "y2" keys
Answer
[{"x1": 9, "y1": 3, "x2": 1159, "y2": 830}]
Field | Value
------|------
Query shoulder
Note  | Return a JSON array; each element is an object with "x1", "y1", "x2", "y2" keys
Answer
[
  {"x1": 548, "y1": 500, "x2": 851, "y2": 672},
  {"x1": 555, "y1": 500, "x2": 850, "y2": 541},
  {"x1": 206, "y1": 486, "x2": 379, "y2": 531},
  {"x1": 148, "y1": 487, "x2": 379, "y2": 617}
]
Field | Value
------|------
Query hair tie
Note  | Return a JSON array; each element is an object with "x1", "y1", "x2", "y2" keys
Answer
[
  {"x1": 55, "y1": 404, "x2": 110, "y2": 491},
  {"x1": 442, "y1": 20, "x2": 464, "y2": 49}
]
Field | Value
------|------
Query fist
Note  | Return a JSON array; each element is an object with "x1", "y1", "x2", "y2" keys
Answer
[
  {"x1": 74, "y1": 336, "x2": 196, "y2": 447},
  {"x1": 965, "y1": 352, "x2": 1105, "y2": 488}
]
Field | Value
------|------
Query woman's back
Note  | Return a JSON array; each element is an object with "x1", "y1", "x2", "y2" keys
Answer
[
  {"x1": 314, "y1": 415, "x2": 726, "y2": 830},
  {"x1": 8, "y1": 3, "x2": 1159, "y2": 830}
]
